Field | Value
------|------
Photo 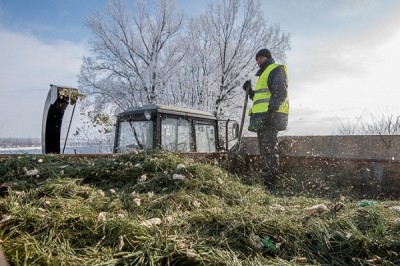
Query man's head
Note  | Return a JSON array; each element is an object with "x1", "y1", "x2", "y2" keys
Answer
[{"x1": 255, "y1": 48, "x2": 271, "y2": 67}]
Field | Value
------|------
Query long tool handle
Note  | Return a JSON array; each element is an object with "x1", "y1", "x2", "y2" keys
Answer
[
  {"x1": 237, "y1": 80, "x2": 250, "y2": 152},
  {"x1": 62, "y1": 103, "x2": 77, "y2": 154}
]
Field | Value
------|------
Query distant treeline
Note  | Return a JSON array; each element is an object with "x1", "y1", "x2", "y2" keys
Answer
[
  {"x1": 0, "y1": 138, "x2": 103, "y2": 148},
  {"x1": 0, "y1": 138, "x2": 113, "y2": 153},
  {"x1": 0, "y1": 138, "x2": 41, "y2": 148}
]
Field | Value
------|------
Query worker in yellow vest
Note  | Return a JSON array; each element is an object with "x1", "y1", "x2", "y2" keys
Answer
[{"x1": 243, "y1": 48, "x2": 289, "y2": 190}]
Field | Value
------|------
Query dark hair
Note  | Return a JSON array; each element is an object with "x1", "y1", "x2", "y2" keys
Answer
[{"x1": 256, "y1": 49, "x2": 271, "y2": 59}]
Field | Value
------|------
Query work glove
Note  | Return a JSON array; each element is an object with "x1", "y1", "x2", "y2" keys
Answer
[{"x1": 242, "y1": 80, "x2": 251, "y2": 92}]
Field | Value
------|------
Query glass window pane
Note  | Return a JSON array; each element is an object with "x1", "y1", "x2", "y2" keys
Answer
[
  {"x1": 117, "y1": 121, "x2": 153, "y2": 153},
  {"x1": 161, "y1": 118, "x2": 193, "y2": 152},
  {"x1": 161, "y1": 118, "x2": 177, "y2": 151},
  {"x1": 177, "y1": 119, "x2": 192, "y2": 152},
  {"x1": 195, "y1": 124, "x2": 216, "y2": 152}
]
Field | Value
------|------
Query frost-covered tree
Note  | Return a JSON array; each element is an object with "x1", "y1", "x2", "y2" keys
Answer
[
  {"x1": 181, "y1": 0, "x2": 290, "y2": 117},
  {"x1": 79, "y1": 0, "x2": 186, "y2": 110},
  {"x1": 79, "y1": 0, "x2": 290, "y2": 120}
]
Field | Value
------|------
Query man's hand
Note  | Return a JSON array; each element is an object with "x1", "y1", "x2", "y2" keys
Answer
[{"x1": 242, "y1": 80, "x2": 251, "y2": 92}]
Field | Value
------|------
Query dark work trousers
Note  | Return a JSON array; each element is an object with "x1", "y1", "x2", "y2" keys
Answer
[{"x1": 257, "y1": 128, "x2": 279, "y2": 187}]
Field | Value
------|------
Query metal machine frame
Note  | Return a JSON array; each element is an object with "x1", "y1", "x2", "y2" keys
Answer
[{"x1": 114, "y1": 104, "x2": 221, "y2": 153}]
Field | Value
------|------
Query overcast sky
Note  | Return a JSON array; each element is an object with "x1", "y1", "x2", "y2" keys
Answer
[{"x1": 1, "y1": 0, "x2": 400, "y2": 138}]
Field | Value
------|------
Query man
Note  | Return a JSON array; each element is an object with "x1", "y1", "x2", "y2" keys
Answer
[{"x1": 243, "y1": 48, "x2": 289, "y2": 189}]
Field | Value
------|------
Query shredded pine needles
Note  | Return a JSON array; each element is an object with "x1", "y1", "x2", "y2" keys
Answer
[{"x1": 0, "y1": 150, "x2": 399, "y2": 265}]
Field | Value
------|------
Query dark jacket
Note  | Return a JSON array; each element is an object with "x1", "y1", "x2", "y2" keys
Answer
[{"x1": 249, "y1": 58, "x2": 288, "y2": 131}]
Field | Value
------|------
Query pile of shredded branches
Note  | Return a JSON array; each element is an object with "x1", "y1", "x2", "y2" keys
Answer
[{"x1": 0, "y1": 151, "x2": 399, "y2": 265}]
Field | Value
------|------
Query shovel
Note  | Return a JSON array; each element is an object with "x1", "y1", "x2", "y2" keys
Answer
[{"x1": 237, "y1": 80, "x2": 251, "y2": 153}]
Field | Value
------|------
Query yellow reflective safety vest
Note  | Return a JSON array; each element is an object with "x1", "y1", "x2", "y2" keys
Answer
[{"x1": 248, "y1": 63, "x2": 289, "y2": 116}]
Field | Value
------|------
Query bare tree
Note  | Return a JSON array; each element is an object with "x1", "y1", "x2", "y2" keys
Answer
[
  {"x1": 169, "y1": 15, "x2": 218, "y2": 110},
  {"x1": 79, "y1": 0, "x2": 186, "y2": 110},
  {"x1": 331, "y1": 112, "x2": 365, "y2": 135},
  {"x1": 79, "y1": 0, "x2": 290, "y2": 122},
  {"x1": 332, "y1": 111, "x2": 400, "y2": 135},
  {"x1": 183, "y1": 0, "x2": 290, "y2": 117},
  {"x1": 360, "y1": 113, "x2": 400, "y2": 135}
]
